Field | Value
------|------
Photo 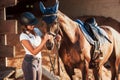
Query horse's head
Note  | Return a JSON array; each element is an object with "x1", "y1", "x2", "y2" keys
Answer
[
  {"x1": 39, "y1": 1, "x2": 61, "y2": 50},
  {"x1": 39, "y1": 0, "x2": 79, "y2": 50}
]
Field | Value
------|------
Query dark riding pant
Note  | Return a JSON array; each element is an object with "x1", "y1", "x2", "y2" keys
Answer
[{"x1": 22, "y1": 54, "x2": 42, "y2": 80}]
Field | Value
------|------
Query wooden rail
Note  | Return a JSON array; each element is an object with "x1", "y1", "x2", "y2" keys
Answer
[
  {"x1": 42, "y1": 67, "x2": 60, "y2": 80},
  {"x1": 0, "y1": 67, "x2": 15, "y2": 80}
]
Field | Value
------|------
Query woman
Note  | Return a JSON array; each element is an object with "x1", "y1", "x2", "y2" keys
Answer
[{"x1": 19, "y1": 12, "x2": 51, "y2": 80}]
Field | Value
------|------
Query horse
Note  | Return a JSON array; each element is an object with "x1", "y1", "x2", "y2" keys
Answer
[{"x1": 39, "y1": 1, "x2": 120, "y2": 80}]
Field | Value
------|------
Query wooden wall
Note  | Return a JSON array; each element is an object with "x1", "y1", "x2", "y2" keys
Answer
[
  {"x1": 0, "y1": 0, "x2": 23, "y2": 79},
  {"x1": 0, "y1": 0, "x2": 18, "y2": 65}
]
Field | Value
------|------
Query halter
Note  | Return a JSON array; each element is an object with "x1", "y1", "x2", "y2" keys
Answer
[
  {"x1": 42, "y1": 13, "x2": 57, "y2": 17},
  {"x1": 42, "y1": 12, "x2": 60, "y2": 39},
  {"x1": 42, "y1": 13, "x2": 61, "y2": 75}
]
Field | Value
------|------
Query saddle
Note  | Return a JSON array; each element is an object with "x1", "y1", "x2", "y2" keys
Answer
[
  {"x1": 76, "y1": 18, "x2": 111, "y2": 68},
  {"x1": 84, "y1": 18, "x2": 103, "y2": 68},
  {"x1": 84, "y1": 18, "x2": 100, "y2": 41},
  {"x1": 84, "y1": 18, "x2": 111, "y2": 43}
]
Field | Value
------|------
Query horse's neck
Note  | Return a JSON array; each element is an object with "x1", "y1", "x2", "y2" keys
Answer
[
  {"x1": 57, "y1": 11, "x2": 91, "y2": 55},
  {"x1": 57, "y1": 11, "x2": 78, "y2": 43}
]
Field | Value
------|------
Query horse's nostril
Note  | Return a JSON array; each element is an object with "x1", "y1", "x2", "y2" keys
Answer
[{"x1": 46, "y1": 40, "x2": 54, "y2": 50}]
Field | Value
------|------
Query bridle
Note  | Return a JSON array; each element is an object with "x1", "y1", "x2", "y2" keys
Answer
[
  {"x1": 41, "y1": 12, "x2": 62, "y2": 75},
  {"x1": 42, "y1": 12, "x2": 61, "y2": 40}
]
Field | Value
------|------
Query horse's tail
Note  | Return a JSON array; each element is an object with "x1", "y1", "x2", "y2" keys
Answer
[{"x1": 109, "y1": 26, "x2": 120, "y2": 73}]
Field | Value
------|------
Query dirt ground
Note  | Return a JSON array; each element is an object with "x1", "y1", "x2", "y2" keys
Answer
[{"x1": 15, "y1": 50, "x2": 118, "y2": 80}]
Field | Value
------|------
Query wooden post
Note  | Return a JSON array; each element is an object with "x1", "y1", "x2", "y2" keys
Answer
[
  {"x1": 0, "y1": 8, "x2": 6, "y2": 20},
  {"x1": 42, "y1": 67, "x2": 60, "y2": 80},
  {"x1": 0, "y1": 20, "x2": 18, "y2": 34},
  {"x1": 0, "y1": 0, "x2": 17, "y2": 79},
  {"x1": 0, "y1": 45, "x2": 15, "y2": 57}
]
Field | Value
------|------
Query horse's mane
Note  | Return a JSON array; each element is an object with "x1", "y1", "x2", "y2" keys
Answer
[{"x1": 57, "y1": 11, "x2": 79, "y2": 43}]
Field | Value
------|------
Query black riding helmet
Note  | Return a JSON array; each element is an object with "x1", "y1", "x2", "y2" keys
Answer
[{"x1": 20, "y1": 12, "x2": 38, "y2": 25}]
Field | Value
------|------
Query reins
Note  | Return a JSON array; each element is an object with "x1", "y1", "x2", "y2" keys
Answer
[
  {"x1": 46, "y1": 36, "x2": 61, "y2": 75},
  {"x1": 42, "y1": 13, "x2": 61, "y2": 75}
]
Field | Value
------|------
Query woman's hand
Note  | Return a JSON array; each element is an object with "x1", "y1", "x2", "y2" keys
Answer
[{"x1": 43, "y1": 33, "x2": 52, "y2": 42}]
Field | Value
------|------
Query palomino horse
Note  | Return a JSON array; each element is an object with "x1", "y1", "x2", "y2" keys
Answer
[{"x1": 39, "y1": 1, "x2": 120, "y2": 80}]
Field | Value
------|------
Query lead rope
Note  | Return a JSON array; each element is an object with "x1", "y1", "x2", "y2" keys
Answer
[
  {"x1": 54, "y1": 39, "x2": 60, "y2": 75},
  {"x1": 47, "y1": 50, "x2": 57, "y2": 74},
  {"x1": 54, "y1": 18, "x2": 62, "y2": 76},
  {"x1": 47, "y1": 40, "x2": 61, "y2": 75},
  {"x1": 47, "y1": 18, "x2": 62, "y2": 76}
]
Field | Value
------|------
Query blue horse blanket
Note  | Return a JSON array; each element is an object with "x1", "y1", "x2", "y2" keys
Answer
[{"x1": 75, "y1": 19, "x2": 110, "y2": 46}]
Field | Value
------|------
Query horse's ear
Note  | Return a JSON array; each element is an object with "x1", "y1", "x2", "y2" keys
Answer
[
  {"x1": 39, "y1": 1, "x2": 46, "y2": 14},
  {"x1": 52, "y1": 1, "x2": 59, "y2": 13}
]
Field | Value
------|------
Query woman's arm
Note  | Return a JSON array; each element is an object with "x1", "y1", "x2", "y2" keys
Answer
[{"x1": 21, "y1": 33, "x2": 50, "y2": 55}]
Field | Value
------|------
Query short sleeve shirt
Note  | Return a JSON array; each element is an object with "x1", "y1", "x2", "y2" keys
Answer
[{"x1": 20, "y1": 28, "x2": 43, "y2": 58}]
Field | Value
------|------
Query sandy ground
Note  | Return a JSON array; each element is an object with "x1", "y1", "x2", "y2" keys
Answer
[
  {"x1": 16, "y1": 64, "x2": 115, "y2": 80},
  {"x1": 15, "y1": 51, "x2": 117, "y2": 80}
]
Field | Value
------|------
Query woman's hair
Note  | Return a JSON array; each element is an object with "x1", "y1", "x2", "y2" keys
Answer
[
  {"x1": 21, "y1": 25, "x2": 28, "y2": 33},
  {"x1": 21, "y1": 25, "x2": 36, "y2": 36}
]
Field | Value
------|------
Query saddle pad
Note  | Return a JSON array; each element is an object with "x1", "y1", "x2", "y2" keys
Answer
[{"x1": 75, "y1": 19, "x2": 109, "y2": 46}]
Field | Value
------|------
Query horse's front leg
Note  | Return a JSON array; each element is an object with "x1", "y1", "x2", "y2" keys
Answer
[
  {"x1": 78, "y1": 60, "x2": 88, "y2": 80},
  {"x1": 93, "y1": 65, "x2": 102, "y2": 80},
  {"x1": 84, "y1": 60, "x2": 90, "y2": 80},
  {"x1": 64, "y1": 65, "x2": 74, "y2": 80},
  {"x1": 78, "y1": 60, "x2": 90, "y2": 80},
  {"x1": 83, "y1": 51, "x2": 92, "y2": 80}
]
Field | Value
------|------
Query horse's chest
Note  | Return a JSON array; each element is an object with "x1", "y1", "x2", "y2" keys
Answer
[{"x1": 60, "y1": 47, "x2": 82, "y2": 64}]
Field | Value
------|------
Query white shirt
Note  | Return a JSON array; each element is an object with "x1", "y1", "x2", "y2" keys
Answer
[{"x1": 20, "y1": 28, "x2": 43, "y2": 58}]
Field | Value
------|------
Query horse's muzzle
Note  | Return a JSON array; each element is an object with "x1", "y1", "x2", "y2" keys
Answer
[{"x1": 46, "y1": 40, "x2": 54, "y2": 50}]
